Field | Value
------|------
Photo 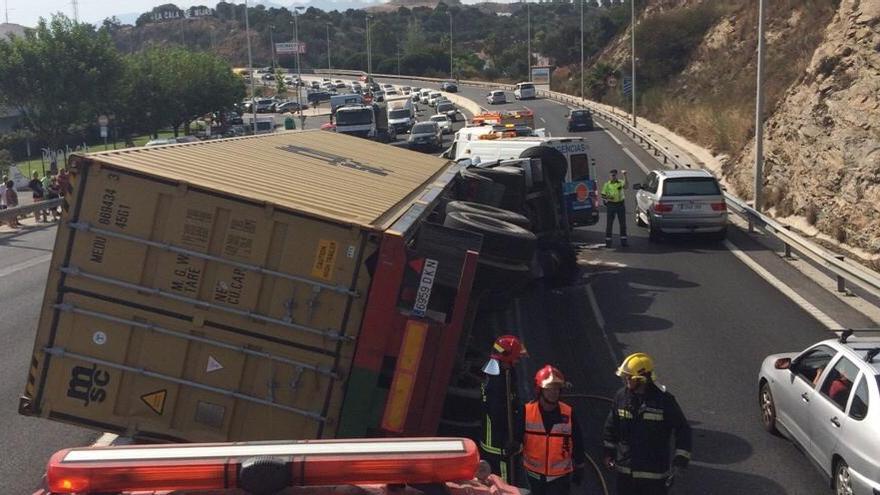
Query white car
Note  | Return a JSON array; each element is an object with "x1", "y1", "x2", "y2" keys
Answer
[
  {"x1": 487, "y1": 90, "x2": 507, "y2": 105},
  {"x1": 428, "y1": 92, "x2": 443, "y2": 107},
  {"x1": 384, "y1": 89, "x2": 399, "y2": 97},
  {"x1": 514, "y1": 82, "x2": 536, "y2": 100},
  {"x1": 429, "y1": 114, "x2": 452, "y2": 134},
  {"x1": 758, "y1": 332, "x2": 880, "y2": 495},
  {"x1": 420, "y1": 89, "x2": 432, "y2": 104}
]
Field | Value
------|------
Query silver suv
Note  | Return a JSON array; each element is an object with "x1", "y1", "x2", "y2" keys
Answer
[
  {"x1": 633, "y1": 169, "x2": 727, "y2": 241},
  {"x1": 758, "y1": 332, "x2": 880, "y2": 495}
]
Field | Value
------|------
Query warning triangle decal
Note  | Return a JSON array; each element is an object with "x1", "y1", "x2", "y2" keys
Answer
[
  {"x1": 206, "y1": 356, "x2": 223, "y2": 373},
  {"x1": 141, "y1": 389, "x2": 167, "y2": 415}
]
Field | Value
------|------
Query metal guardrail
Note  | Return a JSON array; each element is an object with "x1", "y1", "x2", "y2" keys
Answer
[
  {"x1": 0, "y1": 198, "x2": 62, "y2": 223},
  {"x1": 532, "y1": 88, "x2": 880, "y2": 300}
]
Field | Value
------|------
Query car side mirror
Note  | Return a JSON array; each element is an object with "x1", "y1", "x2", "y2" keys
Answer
[
  {"x1": 632, "y1": 183, "x2": 642, "y2": 190},
  {"x1": 774, "y1": 358, "x2": 792, "y2": 370}
]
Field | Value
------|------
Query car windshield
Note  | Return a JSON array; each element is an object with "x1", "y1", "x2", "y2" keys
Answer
[
  {"x1": 571, "y1": 111, "x2": 589, "y2": 119},
  {"x1": 430, "y1": 93, "x2": 441, "y2": 98},
  {"x1": 437, "y1": 104, "x2": 454, "y2": 112},
  {"x1": 412, "y1": 124, "x2": 435, "y2": 133},
  {"x1": 335, "y1": 110, "x2": 373, "y2": 126},
  {"x1": 430, "y1": 116, "x2": 448, "y2": 123},
  {"x1": 389, "y1": 110, "x2": 410, "y2": 119},
  {"x1": 662, "y1": 177, "x2": 722, "y2": 196},
  {"x1": 520, "y1": 84, "x2": 534, "y2": 90}
]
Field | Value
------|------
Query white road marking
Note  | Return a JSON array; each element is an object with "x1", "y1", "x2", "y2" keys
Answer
[
  {"x1": 605, "y1": 128, "x2": 623, "y2": 146},
  {"x1": 586, "y1": 284, "x2": 621, "y2": 363},
  {"x1": 622, "y1": 147, "x2": 650, "y2": 174},
  {"x1": 540, "y1": 117, "x2": 546, "y2": 123},
  {"x1": 724, "y1": 240, "x2": 843, "y2": 330},
  {"x1": 522, "y1": 105, "x2": 532, "y2": 112},
  {"x1": 0, "y1": 254, "x2": 52, "y2": 278}
]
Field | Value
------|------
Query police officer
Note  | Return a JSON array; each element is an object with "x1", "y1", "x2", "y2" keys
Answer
[
  {"x1": 480, "y1": 335, "x2": 528, "y2": 483},
  {"x1": 601, "y1": 169, "x2": 628, "y2": 247},
  {"x1": 603, "y1": 353, "x2": 692, "y2": 495},
  {"x1": 518, "y1": 365, "x2": 586, "y2": 495}
]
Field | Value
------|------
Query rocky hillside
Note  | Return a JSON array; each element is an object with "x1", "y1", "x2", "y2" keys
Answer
[
  {"x1": 727, "y1": 0, "x2": 880, "y2": 256},
  {"x1": 581, "y1": 0, "x2": 880, "y2": 258}
]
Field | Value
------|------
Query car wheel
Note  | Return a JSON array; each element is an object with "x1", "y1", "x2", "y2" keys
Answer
[
  {"x1": 834, "y1": 459, "x2": 854, "y2": 495},
  {"x1": 443, "y1": 211, "x2": 537, "y2": 263},
  {"x1": 759, "y1": 382, "x2": 778, "y2": 434}
]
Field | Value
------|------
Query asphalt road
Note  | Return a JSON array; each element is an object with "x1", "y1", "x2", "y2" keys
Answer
[
  {"x1": 0, "y1": 77, "x2": 870, "y2": 494},
  {"x1": 374, "y1": 77, "x2": 855, "y2": 494}
]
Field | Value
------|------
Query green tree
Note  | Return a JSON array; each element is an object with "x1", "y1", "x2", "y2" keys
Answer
[{"x1": 0, "y1": 14, "x2": 123, "y2": 154}]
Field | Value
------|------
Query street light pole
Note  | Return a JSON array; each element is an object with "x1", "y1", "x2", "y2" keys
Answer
[
  {"x1": 754, "y1": 0, "x2": 766, "y2": 211},
  {"x1": 448, "y1": 11, "x2": 453, "y2": 80},
  {"x1": 631, "y1": 0, "x2": 637, "y2": 127},
  {"x1": 326, "y1": 23, "x2": 332, "y2": 70},
  {"x1": 366, "y1": 15, "x2": 372, "y2": 80},
  {"x1": 397, "y1": 36, "x2": 402, "y2": 76},
  {"x1": 269, "y1": 25, "x2": 276, "y2": 70},
  {"x1": 244, "y1": 0, "x2": 256, "y2": 135},
  {"x1": 526, "y1": 2, "x2": 531, "y2": 81},
  {"x1": 293, "y1": 7, "x2": 305, "y2": 124},
  {"x1": 580, "y1": 0, "x2": 584, "y2": 99}
]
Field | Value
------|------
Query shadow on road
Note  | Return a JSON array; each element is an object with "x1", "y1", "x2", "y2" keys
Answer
[{"x1": 672, "y1": 463, "x2": 789, "y2": 495}]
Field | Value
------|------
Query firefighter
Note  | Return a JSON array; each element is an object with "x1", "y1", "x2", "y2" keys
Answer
[
  {"x1": 603, "y1": 353, "x2": 692, "y2": 495},
  {"x1": 480, "y1": 335, "x2": 528, "y2": 483},
  {"x1": 519, "y1": 365, "x2": 586, "y2": 495},
  {"x1": 601, "y1": 169, "x2": 628, "y2": 248}
]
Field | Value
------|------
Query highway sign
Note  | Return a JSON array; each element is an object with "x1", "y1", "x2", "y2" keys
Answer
[{"x1": 276, "y1": 42, "x2": 306, "y2": 54}]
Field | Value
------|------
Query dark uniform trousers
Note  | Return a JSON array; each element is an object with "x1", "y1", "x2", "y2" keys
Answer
[
  {"x1": 605, "y1": 201, "x2": 627, "y2": 242},
  {"x1": 527, "y1": 472, "x2": 572, "y2": 495},
  {"x1": 615, "y1": 474, "x2": 668, "y2": 495}
]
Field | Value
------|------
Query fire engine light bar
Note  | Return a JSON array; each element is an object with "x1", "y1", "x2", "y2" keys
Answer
[{"x1": 46, "y1": 438, "x2": 478, "y2": 494}]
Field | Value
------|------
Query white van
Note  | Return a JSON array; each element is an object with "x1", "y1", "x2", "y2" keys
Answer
[{"x1": 514, "y1": 82, "x2": 536, "y2": 100}]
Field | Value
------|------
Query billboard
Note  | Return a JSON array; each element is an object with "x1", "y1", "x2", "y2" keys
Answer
[
  {"x1": 530, "y1": 67, "x2": 551, "y2": 85},
  {"x1": 276, "y1": 42, "x2": 306, "y2": 55}
]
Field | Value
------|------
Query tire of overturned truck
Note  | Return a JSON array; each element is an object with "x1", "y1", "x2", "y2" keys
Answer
[
  {"x1": 519, "y1": 146, "x2": 568, "y2": 184},
  {"x1": 468, "y1": 166, "x2": 526, "y2": 212},
  {"x1": 457, "y1": 169, "x2": 504, "y2": 207},
  {"x1": 472, "y1": 256, "x2": 532, "y2": 296},
  {"x1": 446, "y1": 201, "x2": 531, "y2": 229},
  {"x1": 444, "y1": 211, "x2": 537, "y2": 263}
]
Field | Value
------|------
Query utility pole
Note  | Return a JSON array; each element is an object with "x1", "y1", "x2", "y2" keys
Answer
[
  {"x1": 71, "y1": 0, "x2": 79, "y2": 22},
  {"x1": 448, "y1": 11, "x2": 453, "y2": 80},
  {"x1": 245, "y1": 0, "x2": 256, "y2": 135},
  {"x1": 630, "y1": 0, "x2": 636, "y2": 127},
  {"x1": 754, "y1": 0, "x2": 766, "y2": 211},
  {"x1": 397, "y1": 36, "x2": 401, "y2": 76},
  {"x1": 526, "y1": 2, "x2": 531, "y2": 81},
  {"x1": 326, "y1": 23, "x2": 332, "y2": 70},
  {"x1": 4, "y1": 0, "x2": 12, "y2": 24},
  {"x1": 580, "y1": 0, "x2": 584, "y2": 99}
]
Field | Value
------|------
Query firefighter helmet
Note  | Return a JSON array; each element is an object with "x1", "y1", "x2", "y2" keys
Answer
[
  {"x1": 534, "y1": 365, "x2": 566, "y2": 390},
  {"x1": 616, "y1": 352, "x2": 655, "y2": 383},
  {"x1": 490, "y1": 335, "x2": 528, "y2": 364}
]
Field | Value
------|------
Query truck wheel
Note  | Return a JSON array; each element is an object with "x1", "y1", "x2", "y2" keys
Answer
[
  {"x1": 444, "y1": 211, "x2": 537, "y2": 263},
  {"x1": 473, "y1": 256, "x2": 532, "y2": 294},
  {"x1": 446, "y1": 201, "x2": 531, "y2": 229},
  {"x1": 519, "y1": 146, "x2": 568, "y2": 184}
]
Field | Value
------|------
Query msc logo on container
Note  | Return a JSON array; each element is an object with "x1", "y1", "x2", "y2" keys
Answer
[{"x1": 66, "y1": 364, "x2": 110, "y2": 407}]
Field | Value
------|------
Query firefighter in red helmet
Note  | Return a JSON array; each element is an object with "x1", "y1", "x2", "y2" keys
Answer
[
  {"x1": 516, "y1": 365, "x2": 586, "y2": 495},
  {"x1": 480, "y1": 335, "x2": 528, "y2": 483}
]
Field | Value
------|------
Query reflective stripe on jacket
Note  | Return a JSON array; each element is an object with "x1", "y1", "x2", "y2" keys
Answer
[{"x1": 522, "y1": 401, "x2": 574, "y2": 477}]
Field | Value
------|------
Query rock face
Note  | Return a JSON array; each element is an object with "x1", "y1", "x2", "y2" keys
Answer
[{"x1": 726, "y1": 0, "x2": 880, "y2": 253}]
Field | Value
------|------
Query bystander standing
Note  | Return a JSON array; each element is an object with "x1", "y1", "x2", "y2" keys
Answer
[
  {"x1": 29, "y1": 171, "x2": 47, "y2": 222},
  {"x1": 4, "y1": 179, "x2": 22, "y2": 227}
]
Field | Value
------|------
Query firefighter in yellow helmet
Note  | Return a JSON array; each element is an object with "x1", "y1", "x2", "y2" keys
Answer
[{"x1": 603, "y1": 353, "x2": 692, "y2": 495}]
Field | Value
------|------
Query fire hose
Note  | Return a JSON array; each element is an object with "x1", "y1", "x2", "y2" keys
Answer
[{"x1": 561, "y1": 393, "x2": 615, "y2": 495}]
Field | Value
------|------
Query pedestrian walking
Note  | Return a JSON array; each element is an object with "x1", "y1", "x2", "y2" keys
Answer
[
  {"x1": 480, "y1": 335, "x2": 528, "y2": 483},
  {"x1": 46, "y1": 175, "x2": 61, "y2": 221},
  {"x1": 601, "y1": 169, "x2": 628, "y2": 247},
  {"x1": 5, "y1": 179, "x2": 22, "y2": 227},
  {"x1": 28, "y1": 171, "x2": 47, "y2": 222},
  {"x1": 518, "y1": 365, "x2": 586, "y2": 495},
  {"x1": 603, "y1": 353, "x2": 692, "y2": 495}
]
